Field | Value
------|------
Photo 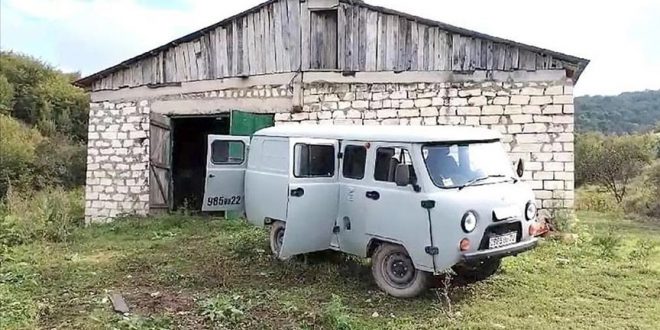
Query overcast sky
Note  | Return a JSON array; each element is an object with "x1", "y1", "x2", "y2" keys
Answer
[{"x1": 2, "y1": 0, "x2": 659, "y2": 96}]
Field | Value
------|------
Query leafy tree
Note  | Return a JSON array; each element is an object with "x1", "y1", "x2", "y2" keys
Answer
[{"x1": 575, "y1": 133, "x2": 656, "y2": 203}]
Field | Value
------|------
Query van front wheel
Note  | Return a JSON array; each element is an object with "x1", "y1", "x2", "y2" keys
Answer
[{"x1": 371, "y1": 243, "x2": 430, "y2": 298}]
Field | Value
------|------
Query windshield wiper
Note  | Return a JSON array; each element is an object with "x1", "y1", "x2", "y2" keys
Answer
[{"x1": 458, "y1": 174, "x2": 511, "y2": 190}]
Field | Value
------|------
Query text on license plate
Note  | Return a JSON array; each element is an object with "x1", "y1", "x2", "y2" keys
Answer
[{"x1": 489, "y1": 232, "x2": 517, "y2": 249}]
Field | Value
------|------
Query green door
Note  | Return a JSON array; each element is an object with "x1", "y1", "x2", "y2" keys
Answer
[
  {"x1": 229, "y1": 110, "x2": 274, "y2": 159},
  {"x1": 230, "y1": 110, "x2": 274, "y2": 136}
]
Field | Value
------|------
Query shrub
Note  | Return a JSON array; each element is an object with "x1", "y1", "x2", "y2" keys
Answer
[
  {"x1": 628, "y1": 239, "x2": 657, "y2": 265},
  {"x1": 225, "y1": 225, "x2": 268, "y2": 261},
  {"x1": 546, "y1": 207, "x2": 576, "y2": 233},
  {"x1": 0, "y1": 114, "x2": 43, "y2": 197},
  {"x1": 0, "y1": 188, "x2": 84, "y2": 248},
  {"x1": 647, "y1": 162, "x2": 660, "y2": 217},
  {"x1": 0, "y1": 74, "x2": 13, "y2": 114},
  {"x1": 592, "y1": 232, "x2": 622, "y2": 259},
  {"x1": 199, "y1": 294, "x2": 245, "y2": 327},
  {"x1": 575, "y1": 186, "x2": 620, "y2": 213},
  {"x1": 32, "y1": 135, "x2": 87, "y2": 190},
  {"x1": 321, "y1": 295, "x2": 354, "y2": 330}
]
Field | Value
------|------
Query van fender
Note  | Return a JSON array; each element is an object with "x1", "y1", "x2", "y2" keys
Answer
[
  {"x1": 365, "y1": 235, "x2": 435, "y2": 273},
  {"x1": 264, "y1": 217, "x2": 285, "y2": 226}
]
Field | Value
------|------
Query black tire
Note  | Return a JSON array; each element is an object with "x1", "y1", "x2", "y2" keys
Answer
[
  {"x1": 371, "y1": 243, "x2": 430, "y2": 298},
  {"x1": 452, "y1": 258, "x2": 501, "y2": 282},
  {"x1": 269, "y1": 221, "x2": 288, "y2": 260}
]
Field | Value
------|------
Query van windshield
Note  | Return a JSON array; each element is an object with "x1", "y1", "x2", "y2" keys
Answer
[{"x1": 423, "y1": 141, "x2": 515, "y2": 188}]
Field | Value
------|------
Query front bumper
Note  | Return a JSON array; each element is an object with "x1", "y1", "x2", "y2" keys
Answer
[{"x1": 462, "y1": 238, "x2": 539, "y2": 262}]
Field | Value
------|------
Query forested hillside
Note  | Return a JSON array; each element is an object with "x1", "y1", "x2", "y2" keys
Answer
[
  {"x1": 575, "y1": 90, "x2": 660, "y2": 134},
  {"x1": 0, "y1": 51, "x2": 89, "y2": 198}
]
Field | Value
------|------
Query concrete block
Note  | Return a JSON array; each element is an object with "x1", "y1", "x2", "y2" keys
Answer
[
  {"x1": 553, "y1": 95, "x2": 573, "y2": 104},
  {"x1": 510, "y1": 95, "x2": 530, "y2": 105},
  {"x1": 449, "y1": 98, "x2": 468, "y2": 106},
  {"x1": 457, "y1": 107, "x2": 480, "y2": 116},
  {"x1": 482, "y1": 105, "x2": 504, "y2": 115},
  {"x1": 468, "y1": 96, "x2": 487, "y2": 106},
  {"x1": 377, "y1": 109, "x2": 397, "y2": 119}
]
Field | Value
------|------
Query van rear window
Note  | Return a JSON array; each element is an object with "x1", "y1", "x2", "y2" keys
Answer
[
  {"x1": 293, "y1": 144, "x2": 335, "y2": 178},
  {"x1": 211, "y1": 140, "x2": 245, "y2": 165}
]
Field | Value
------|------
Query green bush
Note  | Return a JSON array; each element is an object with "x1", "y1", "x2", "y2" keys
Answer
[
  {"x1": 225, "y1": 225, "x2": 269, "y2": 262},
  {"x1": 32, "y1": 135, "x2": 87, "y2": 190},
  {"x1": 0, "y1": 114, "x2": 43, "y2": 197},
  {"x1": 199, "y1": 294, "x2": 245, "y2": 327},
  {"x1": 0, "y1": 188, "x2": 84, "y2": 248},
  {"x1": 0, "y1": 74, "x2": 13, "y2": 114},
  {"x1": 647, "y1": 162, "x2": 660, "y2": 217},
  {"x1": 321, "y1": 295, "x2": 354, "y2": 330},
  {"x1": 592, "y1": 232, "x2": 622, "y2": 259},
  {"x1": 0, "y1": 115, "x2": 87, "y2": 198},
  {"x1": 575, "y1": 187, "x2": 620, "y2": 213}
]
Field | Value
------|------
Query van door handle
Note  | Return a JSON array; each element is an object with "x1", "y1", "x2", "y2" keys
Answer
[
  {"x1": 290, "y1": 187, "x2": 305, "y2": 197},
  {"x1": 366, "y1": 191, "x2": 380, "y2": 200},
  {"x1": 208, "y1": 174, "x2": 215, "y2": 178}
]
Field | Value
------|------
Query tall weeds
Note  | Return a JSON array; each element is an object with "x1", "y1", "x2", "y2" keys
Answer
[{"x1": 0, "y1": 187, "x2": 84, "y2": 249}]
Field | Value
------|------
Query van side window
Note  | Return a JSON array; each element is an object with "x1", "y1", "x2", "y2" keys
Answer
[
  {"x1": 342, "y1": 145, "x2": 367, "y2": 179},
  {"x1": 374, "y1": 147, "x2": 416, "y2": 183},
  {"x1": 211, "y1": 140, "x2": 245, "y2": 164},
  {"x1": 294, "y1": 144, "x2": 335, "y2": 178}
]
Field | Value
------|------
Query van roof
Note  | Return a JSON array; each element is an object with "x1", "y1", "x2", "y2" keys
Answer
[{"x1": 254, "y1": 125, "x2": 501, "y2": 143}]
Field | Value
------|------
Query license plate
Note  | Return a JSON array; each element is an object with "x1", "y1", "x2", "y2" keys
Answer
[{"x1": 489, "y1": 232, "x2": 517, "y2": 249}]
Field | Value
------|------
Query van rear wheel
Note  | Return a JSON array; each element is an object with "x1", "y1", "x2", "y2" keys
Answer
[
  {"x1": 371, "y1": 243, "x2": 430, "y2": 298},
  {"x1": 269, "y1": 221, "x2": 288, "y2": 260}
]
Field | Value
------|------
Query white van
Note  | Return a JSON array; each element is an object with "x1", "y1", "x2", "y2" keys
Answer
[{"x1": 202, "y1": 125, "x2": 545, "y2": 297}]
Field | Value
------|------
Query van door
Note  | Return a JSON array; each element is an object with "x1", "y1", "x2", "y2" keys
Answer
[
  {"x1": 336, "y1": 142, "x2": 371, "y2": 256},
  {"x1": 202, "y1": 135, "x2": 251, "y2": 212},
  {"x1": 279, "y1": 138, "x2": 339, "y2": 258},
  {"x1": 363, "y1": 143, "x2": 436, "y2": 272}
]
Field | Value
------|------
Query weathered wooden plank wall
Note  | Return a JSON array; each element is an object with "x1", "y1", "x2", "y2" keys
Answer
[
  {"x1": 90, "y1": 0, "x2": 572, "y2": 91},
  {"x1": 92, "y1": 0, "x2": 303, "y2": 90}
]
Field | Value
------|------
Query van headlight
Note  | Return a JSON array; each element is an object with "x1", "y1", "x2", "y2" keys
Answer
[
  {"x1": 461, "y1": 211, "x2": 478, "y2": 233},
  {"x1": 525, "y1": 202, "x2": 537, "y2": 220}
]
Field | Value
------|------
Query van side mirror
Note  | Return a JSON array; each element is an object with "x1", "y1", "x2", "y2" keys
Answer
[
  {"x1": 516, "y1": 158, "x2": 525, "y2": 178},
  {"x1": 395, "y1": 164, "x2": 411, "y2": 187}
]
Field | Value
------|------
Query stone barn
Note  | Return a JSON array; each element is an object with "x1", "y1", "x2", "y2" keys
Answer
[{"x1": 75, "y1": 0, "x2": 589, "y2": 222}]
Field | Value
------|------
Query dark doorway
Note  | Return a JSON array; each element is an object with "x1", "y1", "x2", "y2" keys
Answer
[{"x1": 171, "y1": 115, "x2": 229, "y2": 211}]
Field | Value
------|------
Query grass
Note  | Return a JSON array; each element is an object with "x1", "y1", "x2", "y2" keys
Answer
[{"x1": 1, "y1": 212, "x2": 659, "y2": 329}]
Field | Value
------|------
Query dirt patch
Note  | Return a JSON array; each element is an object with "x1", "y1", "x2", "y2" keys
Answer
[{"x1": 121, "y1": 287, "x2": 205, "y2": 328}]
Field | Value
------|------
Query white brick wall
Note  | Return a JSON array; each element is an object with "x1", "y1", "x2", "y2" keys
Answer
[
  {"x1": 85, "y1": 100, "x2": 150, "y2": 222},
  {"x1": 281, "y1": 81, "x2": 575, "y2": 210}
]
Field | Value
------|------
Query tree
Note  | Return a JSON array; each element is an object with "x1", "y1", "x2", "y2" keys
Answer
[
  {"x1": 576, "y1": 133, "x2": 655, "y2": 203},
  {"x1": 575, "y1": 90, "x2": 660, "y2": 134}
]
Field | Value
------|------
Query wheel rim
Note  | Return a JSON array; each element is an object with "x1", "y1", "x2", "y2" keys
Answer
[{"x1": 381, "y1": 252, "x2": 416, "y2": 289}]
